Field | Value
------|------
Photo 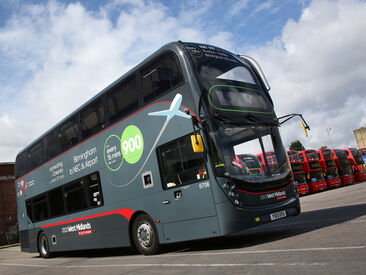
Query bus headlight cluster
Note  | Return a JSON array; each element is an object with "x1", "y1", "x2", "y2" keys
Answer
[
  {"x1": 228, "y1": 191, "x2": 236, "y2": 197},
  {"x1": 223, "y1": 181, "x2": 240, "y2": 205}
]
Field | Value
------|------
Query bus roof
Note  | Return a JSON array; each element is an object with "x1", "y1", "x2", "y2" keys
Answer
[
  {"x1": 16, "y1": 41, "x2": 241, "y2": 158},
  {"x1": 15, "y1": 41, "x2": 188, "y2": 157}
]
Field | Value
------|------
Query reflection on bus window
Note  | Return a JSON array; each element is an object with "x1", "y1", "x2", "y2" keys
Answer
[
  {"x1": 208, "y1": 124, "x2": 289, "y2": 182},
  {"x1": 141, "y1": 52, "x2": 184, "y2": 104},
  {"x1": 158, "y1": 134, "x2": 207, "y2": 189}
]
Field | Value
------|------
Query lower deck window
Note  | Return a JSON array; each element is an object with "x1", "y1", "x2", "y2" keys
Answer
[{"x1": 25, "y1": 172, "x2": 103, "y2": 223}]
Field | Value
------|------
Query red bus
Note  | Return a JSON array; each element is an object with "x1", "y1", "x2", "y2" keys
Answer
[
  {"x1": 298, "y1": 150, "x2": 327, "y2": 193},
  {"x1": 316, "y1": 149, "x2": 342, "y2": 188},
  {"x1": 343, "y1": 148, "x2": 366, "y2": 182},
  {"x1": 287, "y1": 151, "x2": 310, "y2": 196},
  {"x1": 360, "y1": 148, "x2": 366, "y2": 162},
  {"x1": 332, "y1": 149, "x2": 354, "y2": 185},
  {"x1": 256, "y1": 152, "x2": 278, "y2": 174},
  {"x1": 236, "y1": 154, "x2": 263, "y2": 175}
]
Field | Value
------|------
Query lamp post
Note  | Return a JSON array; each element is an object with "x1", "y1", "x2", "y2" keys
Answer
[{"x1": 326, "y1": 128, "x2": 334, "y2": 148}]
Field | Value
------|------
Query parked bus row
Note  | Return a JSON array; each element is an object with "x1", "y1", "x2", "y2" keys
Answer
[
  {"x1": 238, "y1": 148, "x2": 366, "y2": 197},
  {"x1": 287, "y1": 148, "x2": 366, "y2": 196}
]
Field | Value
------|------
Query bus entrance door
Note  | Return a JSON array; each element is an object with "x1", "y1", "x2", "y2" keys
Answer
[
  {"x1": 158, "y1": 180, "x2": 218, "y2": 244},
  {"x1": 155, "y1": 134, "x2": 219, "y2": 243}
]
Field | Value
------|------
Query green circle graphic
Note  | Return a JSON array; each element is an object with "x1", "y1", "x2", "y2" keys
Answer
[
  {"x1": 121, "y1": 125, "x2": 144, "y2": 164},
  {"x1": 104, "y1": 134, "x2": 124, "y2": 171}
]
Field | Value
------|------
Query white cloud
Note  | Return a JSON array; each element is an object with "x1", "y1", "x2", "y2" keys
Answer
[
  {"x1": 0, "y1": 0, "x2": 365, "y2": 163},
  {"x1": 248, "y1": 0, "x2": 366, "y2": 150},
  {"x1": 0, "y1": 0, "x2": 217, "y2": 162},
  {"x1": 230, "y1": 0, "x2": 250, "y2": 16},
  {"x1": 208, "y1": 32, "x2": 235, "y2": 51},
  {"x1": 253, "y1": 0, "x2": 273, "y2": 14}
]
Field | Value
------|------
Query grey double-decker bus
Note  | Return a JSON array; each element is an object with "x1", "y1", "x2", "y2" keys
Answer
[{"x1": 15, "y1": 42, "x2": 300, "y2": 257}]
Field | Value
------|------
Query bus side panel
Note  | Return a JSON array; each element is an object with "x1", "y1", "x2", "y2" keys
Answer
[
  {"x1": 16, "y1": 85, "x2": 219, "y2": 253},
  {"x1": 215, "y1": 202, "x2": 252, "y2": 235},
  {"x1": 19, "y1": 229, "x2": 37, "y2": 253},
  {"x1": 38, "y1": 214, "x2": 131, "y2": 252},
  {"x1": 162, "y1": 216, "x2": 220, "y2": 243}
]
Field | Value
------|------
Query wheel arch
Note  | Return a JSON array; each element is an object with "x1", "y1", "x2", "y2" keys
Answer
[
  {"x1": 36, "y1": 230, "x2": 45, "y2": 253},
  {"x1": 128, "y1": 211, "x2": 163, "y2": 249}
]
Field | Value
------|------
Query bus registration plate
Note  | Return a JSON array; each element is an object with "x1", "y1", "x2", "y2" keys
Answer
[{"x1": 270, "y1": 210, "x2": 287, "y2": 221}]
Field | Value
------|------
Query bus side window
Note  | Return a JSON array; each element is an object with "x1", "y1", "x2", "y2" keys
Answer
[
  {"x1": 87, "y1": 173, "x2": 103, "y2": 207},
  {"x1": 59, "y1": 116, "x2": 79, "y2": 152},
  {"x1": 299, "y1": 153, "x2": 304, "y2": 162},
  {"x1": 28, "y1": 141, "x2": 43, "y2": 172},
  {"x1": 24, "y1": 172, "x2": 103, "y2": 223},
  {"x1": 141, "y1": 52, "x2": 184, "y2": 104},
  {"x1": 26, "y1": 200, "x2": 33, "y2": 221},
  {"x1": 15, "y1": 151, "x2": 29, "y2": 178},
  {"x1": 49, "y1": 188, "x2": 65, "y2": 217},
  {"x1": 81, "y1": 98, "x2": 105, "y2": 139},
  {"x1": 157, "y1": 134, "x2": 207, "y2": 189},
  {"x1": 44, "y1": 129, "x2": 59, "y2": 162},
  {"x1": 32, "y1": 195, "x2": 49, "y2": 222},
  {"x1": 64, "y1": 180, "x2": 88, "y2": 213},
  {"x1": 107, "y1": 76, "x2": 138, "y2": 124}
]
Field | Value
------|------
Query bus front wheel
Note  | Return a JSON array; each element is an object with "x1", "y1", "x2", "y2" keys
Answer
[
  {"x1": 132, "y1": 214, "x2": 160, "y2": 255},
  {"x1": 38, "y1": 232, "x2": 54, "y2": 259}
]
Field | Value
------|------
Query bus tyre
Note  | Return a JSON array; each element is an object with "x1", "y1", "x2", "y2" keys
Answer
[
  {"x1": 38, "y1": 232, "x2": 53, "y2": 259},
  {"x1": 132, "y1": 214, "x2": 160, "y2": 255}
]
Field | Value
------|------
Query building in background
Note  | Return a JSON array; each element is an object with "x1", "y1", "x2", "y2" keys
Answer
[
  {"x1": 354, "y1": 127, "x2": 366, "y2": 148},
  {"x1": 0, "y1": 163, "x2": 18, "y2": 246}
]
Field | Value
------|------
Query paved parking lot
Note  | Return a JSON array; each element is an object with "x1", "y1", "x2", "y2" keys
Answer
[{"x1": 1, "y1": 182, "x2": 365, "y2": 275}]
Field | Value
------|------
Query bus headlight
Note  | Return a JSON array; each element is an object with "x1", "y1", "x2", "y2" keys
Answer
[{"x1": 228, "y1": 191, "x2": 236, "y2": 197}]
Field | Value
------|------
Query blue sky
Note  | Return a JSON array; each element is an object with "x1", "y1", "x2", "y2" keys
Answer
[
  {"x1": 0, "y1": 0, "x2": 310, "y2": 46},
  {"x1": 0, "y1": 0, "x2": 365, "y2": 161},
  {"x1": 0, "y1": 0, "x2": 307, "y2": 46}
]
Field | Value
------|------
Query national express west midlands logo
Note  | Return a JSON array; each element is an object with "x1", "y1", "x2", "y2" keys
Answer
[{"x1": 17, "y1": 178, "x2": 29, "y2": 198}]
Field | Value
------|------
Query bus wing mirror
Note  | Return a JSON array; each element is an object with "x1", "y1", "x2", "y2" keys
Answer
[
  {"x1": 300, "y1": 120, "x2": 308, "y2": 137},
  {"x1": 191, "y1": 135, "x2": 204, "y2": 153},
  {"x1": 277, "y1": 113, "x2": 310, "y2": 137}
]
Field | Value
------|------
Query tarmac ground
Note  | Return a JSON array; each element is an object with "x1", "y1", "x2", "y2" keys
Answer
[{"x1": 1, "y1": 181, "x2": 365, "y2": 275}]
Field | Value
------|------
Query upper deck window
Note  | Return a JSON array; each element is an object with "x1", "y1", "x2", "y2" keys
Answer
[
  {"x1": 185, "y1": 43, "x2": 273, "y2": 115},
  {"x1": 288, "y1": 152, "x2": 300, "y2": 162},
  {"x1": 305, "y1": 151, "x2": 318, "y2": 161},
  {"x1": 59, "y1": 116, "x2": 79, "y2": 152},
  {"x1": 185, "y1": 44, "x2": 258, "y2": 85},
  {"x1": 141, "y1": 52, "x2": 184, "y2": 104},
  {"x1": 107, "y1": 76, "x2": 138, "y2": 124},
  {"x1": 349, "y1": 148, "x2": 364, "y2": 165},
  {"x1": 28, "y1": 142, "x2": 43, "y2": 170},
  {"x1": 81, "y1": 98, "x2": 105, "y2": 139},
  {"x1": 299, "y1": 153, "x2": 305, "y2": 162},
  {"x1": 44, "y1": 130, "x2": 59, "y2": 161},
  {"x1": 322, "y1": 149, "x2": 333, "y2": 160}
]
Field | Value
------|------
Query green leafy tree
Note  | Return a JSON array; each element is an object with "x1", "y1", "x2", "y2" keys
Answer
[
  {"x1": 289, "y1": 140, "x2": 305, "y2": 151},
  {"x1": 319, "y1": 146, "x2": 328, "y2": 150}
]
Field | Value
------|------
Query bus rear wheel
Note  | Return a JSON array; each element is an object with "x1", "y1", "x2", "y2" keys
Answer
[
  {"x1": 38, "y1": 232, "x2": 54, "y2": 259},
  {"x1": 132, "y1": 214, "x2": 160, "y2": 255}
]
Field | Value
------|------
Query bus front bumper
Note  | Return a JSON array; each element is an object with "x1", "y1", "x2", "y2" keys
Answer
[{"x1": 215, "y1": 196, "x2": 300, "y2": 236}]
